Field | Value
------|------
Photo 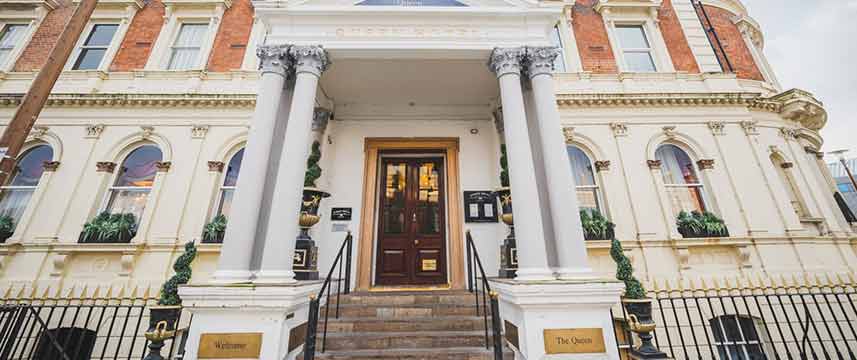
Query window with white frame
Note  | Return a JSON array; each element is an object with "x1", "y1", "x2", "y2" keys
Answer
[
  {"x1": 614, "y1": 24, "x2": 657, "y2": 72},
  {"x1": 567, "y1": 146, "x2": 602, "y2": 214},
  {"x1": 0, "y1": 145, "x2": 52, "y2": 226},
  {"x1": 214, "y1": 148, "x2": 244, "y2": 219},
  {"x1": 656, "y1": 144, "x2": 706, "y2": 214},
  {"x1": 550, "y1": 24, "x2": 567, "y2": 73},
  {"x1": 708, "y1": 315, "x2": 770, "y2": 359},
  {"x1": 72, "y1": 24, "x2": 119, "y2": 70},
  {"x1": 104, "y1": 145, "x2": 162, "y2": 221},
  {"x1": 0, "y1": 24, "x2": 27, "y2": 68},
  {"x1": 167, "y1": 23, "x2": 209, "y2": 70}
]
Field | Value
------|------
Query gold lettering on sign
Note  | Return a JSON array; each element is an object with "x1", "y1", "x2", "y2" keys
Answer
[
  {"x1": 422, "y1": 259, "x2": 437, "y2": 271},
  {"x1": 199, "y1": 333, "x2": 262, "y2": 359},
  {"x1": 543, "y1": 328, "x2": 606, "y2": 354}
]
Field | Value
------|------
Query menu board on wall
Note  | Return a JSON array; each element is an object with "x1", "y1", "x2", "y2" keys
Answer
[{"x1": 463, "y1": 191, "x2": 498, "y2": 223}]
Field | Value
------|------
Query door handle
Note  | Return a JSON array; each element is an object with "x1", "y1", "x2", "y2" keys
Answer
[
  {"x1": 414, "y1": 239, "x2": 420, "y2": 245},
  {"x1": 412, "y1": 213, "x2": 417, "y2": 222}
]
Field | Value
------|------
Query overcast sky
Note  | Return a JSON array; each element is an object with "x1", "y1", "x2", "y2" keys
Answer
[{"x1": 742, "y1": 0, "x2": 857, "y2": 162}]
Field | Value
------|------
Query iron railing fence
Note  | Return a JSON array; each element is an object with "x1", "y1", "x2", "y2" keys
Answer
[
  {"x1": 611, "y1": 283, "x2": 857, "y2": 360},
  {"x1": 0, "y1": 292, "x2": 188, "y2": 360},
  {"x1": 304, "y1": 231, "x2": 353, "y2": 360},
  {"x1": 465, "y1": 230, "x2": 504, "y2": 360}
]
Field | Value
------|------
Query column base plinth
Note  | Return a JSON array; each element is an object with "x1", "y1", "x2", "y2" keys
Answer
[
  {"x1": 512, "y1": 268, "x2": 555, "y2": 281},
  {"x1": 254, "y1": 270, "x2": 298, "y2": 284},
  {"x1": 210, "y1": 270, "x2": 254, "y2": 284},
  {"x1": 178, "y1": 282, "x2": 322, "y2": 360},
  {"x1": 490, "y1": 278, "x2": 625, "y2": 360}
]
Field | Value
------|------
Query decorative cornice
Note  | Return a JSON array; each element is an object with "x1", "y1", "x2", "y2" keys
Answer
[
  {"x1": 208, "y1": 161, "x2": 225, "y2": 172},
  {"x1": 697, "y1": 159, "x2": 715, "y2": 170},
  {"x1": 289, "y1": 45, "x2": 330, "y2": 77},
  {"x1": 647, "y1": 159, "x2": 662, "y2": 169},
  {"x1": 524, "y1": 46, "x2": 560, "y2": 78},
  {"x1": 42, "y1": 161, "x2": 60, "y2": 172},
  {"x1": 771, "y1": 89, "x2": 827, "y2": 130},
  {"x1": 594, "y1": 160, "x2": 611, "y2": 172},
  {"x1": 0, "y1": 94, "x2": 256, "y2": 108},
  {"x1": 96, "y1": 162, "x2": 117, "y2": 173},
  {"x1": 488, "y1": 47, "x2": 524, "y2": 78},
  {"x1": 155, "y1": 161, "x2": 171, "y2": 172}
]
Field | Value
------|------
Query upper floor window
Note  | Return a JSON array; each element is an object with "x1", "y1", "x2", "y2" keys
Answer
[
  {"x1": 550, "y1": 24, "x2": 567, "y2": 73},
  {"x1": 167, "y1": 23, "x2": 209, "y2": 70},
  {"x1": 615, "y1": 24, "x2": 656, "y2": 72},
  {"x1": 709, "y1": 315, "x2": 770, "y2": 359},
  {"x1": 105, "y1": 145, "x2": 162, "y2": 220},
  {"x1": 567, "y1": 146, "x2": 601, "y2": 214},
  {"x1": 214, "y1": 148, "x2": 243, "y2": 218},
  {"x1": 656, "y1": 144, "x2": 706, "y2": 214},
  {"x1": 72, "y1": 24, "x2": 119, "y2": 70},
  {"x1": 0, "y1": 24, "x2": 27, "y2": 68},
  {"x1": 0, "y1": 145, "x2": 52, "y2": 225}
]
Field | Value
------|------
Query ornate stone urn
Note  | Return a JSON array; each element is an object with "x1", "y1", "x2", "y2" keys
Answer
[
  {"x1": 294, "y1": 187, "x2": 330, "y2": 280},
  {"x1": 143, "y1": 305, "x2": 180, "y2": 360},
  {"x1": 622, "y1": 298, "x2": 668, "y2": 359},
  {"x1": 495, "y1": 187, "x2": 517, "y2": 278}
]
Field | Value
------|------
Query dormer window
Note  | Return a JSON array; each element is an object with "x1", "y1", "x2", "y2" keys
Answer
[
  {"x1": 614, "y1": 24, "x2": 656, "y2": 72},
  {"x1": 72, "y1": 24, "x2": 119, "y2": 70},
  {"x1": 0, "y1": 24, "x2": 26, "y2": 68}
]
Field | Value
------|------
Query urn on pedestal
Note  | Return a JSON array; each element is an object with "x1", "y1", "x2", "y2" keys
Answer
[
  {"x1": 294, "y1": 140, "x2": 329, "y2": 280},
  {"x1": 145, "y1": 241, "x2": 197, "y2": 360}
]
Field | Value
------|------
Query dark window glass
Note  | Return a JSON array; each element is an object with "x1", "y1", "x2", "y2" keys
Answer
[
  {"x1": 72, "y1": 24, "x2": 118, "y2": 70},
  {"x1": 33, "y1": 327, "x2": 96, "y2": 360},
  {"x1": 223, "y1": 149, "x2": 244, "y2": 187}
]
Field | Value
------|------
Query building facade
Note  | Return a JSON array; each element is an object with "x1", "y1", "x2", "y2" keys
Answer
[
  {"x1": 829, "y1": 158, "x2": 857, "y2": 216},
  {"x1": 0, "y1": 0, "x2": 856, "y2": 358}
]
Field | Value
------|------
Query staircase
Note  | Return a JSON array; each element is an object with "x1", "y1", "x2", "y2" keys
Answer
[{"x1": 302, "y1": 290, "x2": 513, "y2": 360}]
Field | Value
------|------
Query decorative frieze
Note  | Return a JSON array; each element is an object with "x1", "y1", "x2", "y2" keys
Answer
[
  {"x1": 191, "y1": 125, "x2": 210, "y2": 139},
  {"x1": 696, "y1": 159, "x2": 715, "y2": 170},
  {"x1": 96, "y1": 162, "x2": 117, "y2": 173},
  {"x1": 524, "y1": 46, "x2": 560, "y2": 78},
  {"x1": 594, "y1": 160, "x2": 610, "y2": 172},
  {"x1": 647, "y1": 159, "x2": 662, "y2": 169},
  {"x1": 208, "y1": 161, "x2": 225, "y2": 172},
  {"x1": 290, "y1": 45, "x2": 330, "y2": 77},
  {"x1": 0, "y1": 94, "x2": 256, "y2": 108},
  {"x1": 708, "y1": 121, "x2": 725, "y2": 136},
  {"x1": 155, "y1": 161, "x2": 172, "y2": 172},
  {"x1": 42, "y1": 161, "x2": 60, "y2": 172},
  {"x1": 85, "y1": 124, "x2": 105, "y2": 139},
  {"x1": 609, "y1": 122, "x2": 628, "y2": 137},
  {"x1": 488, "y1": 47, "x2": 524, "y2": 77},
  {"x1": 562, "y1": 127, "x2": 574, "y2": 143}
]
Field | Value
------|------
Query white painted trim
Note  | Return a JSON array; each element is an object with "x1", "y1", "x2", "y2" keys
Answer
[
  {"x1": 145, "y1": 4, "x2": 224, "y2": 71},
  {"x1": 0, "y1": 16, "x2": 42, "y2": 72},
  {"x1": 603, "y1": 14, "x2": 675, "y2": 73}
]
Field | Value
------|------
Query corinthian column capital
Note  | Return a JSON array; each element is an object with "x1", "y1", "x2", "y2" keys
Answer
[
  {"x1": 290, "y1": 45, "x2": 331, "y2": 77},
  {"x1": 525, "y1": 46, "x2": 560, "y2": 78},
  {"x1": 488, "y1": 47, "x2": 525, "y2": 78},
  {"x1": 257, "y1": 44, "x2": 292, "y2": 77}
]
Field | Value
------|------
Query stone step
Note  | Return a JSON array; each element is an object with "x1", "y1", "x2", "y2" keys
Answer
[
  {"x1": 320, "y1": 331, "x2": 491, "y2": 351},
  {"x1": 325, "y1": 303, "x2": 483, "y2": 319},
  {"x1": 307, "y1": 347, "x2": 515, "y2": 360},
  {"x1": 320, "y1": 316, "x2": 488, "y2": 332},
  {"x1": 329, "y1": 291, "x2": 477, "y2": 306}
]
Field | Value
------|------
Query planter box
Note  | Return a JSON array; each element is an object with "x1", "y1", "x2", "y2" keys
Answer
[
  {"x1": 78, "y1": 231, "x2": 136, "y2": 244},
  {"x1": 202, "y1": 232, "x2": 225, "y2": 244},
  {"x1": 678, "y1": 227, "x2": 730, "y2": 239},
  {"x1": 584, "y1": 227, "x2": 614, "y2": 241}
]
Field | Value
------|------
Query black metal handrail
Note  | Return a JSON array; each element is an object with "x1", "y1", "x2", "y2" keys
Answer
[
  {"x1": 465, "y1": 230, "x2": 504, "y2": 360},
  {"x1": 303, "y1": 231, "x2": 352, "y2": 360},
  {"x1": 691, "y1": 0, "x2": 734, "y2": 73}
]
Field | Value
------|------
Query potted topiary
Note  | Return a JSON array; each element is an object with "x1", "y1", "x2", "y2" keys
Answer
[
  {"x1": 201, "y1": 214, "x2": 227, "y2": 243},
  {"x1": 494, "y1": 144, "x2": 516, "y2": 278},
  {"x1": 296, "y1": 140, "x2": 330, "y2": 280},
  {"x1": 580, "y1": 209, "x2": 615, "y2": 241},
  {"x1": 676, "y1": 211, "x2": 729, "y2": 238},
  {"x1": 0, "y1": 215, "x2": 14, "y2": 243},
  {"x1": 145, "y1": 241, "x2": 197, "y2": 360},
  {"x1": 79, "y1": 212, "x2": 137, "y2": 243},
  {"x1": 610, "y1": 237, "x2": 667, "y2": 359}
]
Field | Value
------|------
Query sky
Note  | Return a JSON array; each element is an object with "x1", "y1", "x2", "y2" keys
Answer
[{"x1": 742, "y1": 0, "x2": 857, "y2": 162}]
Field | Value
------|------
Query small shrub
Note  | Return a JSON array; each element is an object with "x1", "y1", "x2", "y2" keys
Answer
[
  {"x1": 304, "y1": 141, "x2": 322, "y2": 188},
  {"x1": 202, "y1": 215, "x2": 227, "y2": 243},
  {"x1": 610, "y1": 237, "x2": 646, "y2": 299},
  {"x1": 158, "y1": 241, "x2": 197, "y2": 306},
  {"x1": 676, "y1": 211, "x2": 728, "y2": 238},
  {"x1": 80, "y1": 212, "x2": 137, "y2": 243},
  {"x1": 580, "y1": 209, "x2": 614, "y2": 240}
]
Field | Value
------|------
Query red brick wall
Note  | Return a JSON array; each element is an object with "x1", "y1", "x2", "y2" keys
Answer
[
  {"x1": 658, "y1": 0, "x2": 699, "y2": 73},
  {"x1": 701, "y1": 5, "x2": 764, "y2": 81},
  {"x1": 571, "y1": 0, "x2": 618, "y2": 74},
  {"x1": 206, "y1": 0, "x2": 254, "y2": 71},
  {"x1": 13, "y1": 5, "x2": 75, "y2": 71},
  {"x1": 110, "y1": 1, "x2": 166, "y2": 71}
]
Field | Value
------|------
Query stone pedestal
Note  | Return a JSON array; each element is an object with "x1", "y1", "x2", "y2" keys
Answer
[
  {"x1": 498, "y1": 231, "x2": 517, "y2": 279},
  {"x1": 293, "y1": 240, "x2": 319, "y2": 280},
  {"x1": 490, "y1": 279, "x2": 625, "y2": 360},
  {"x1": 178, "y1": 283, "x2": 321, "y2": 360}
]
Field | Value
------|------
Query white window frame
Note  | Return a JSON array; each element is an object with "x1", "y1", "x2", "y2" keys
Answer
[
  {"x1": 146, "y1": 3, "x2": 226, "y2": 71},
  {"x1": 0, "y1": 144, "x2": 52, "y2": 224},
  {"x1": 568, "y1": 145, "x2": 605, "y2": 215},
  {"x1": 600, "y1": 6, "x2": 675, "y2": 73},
  {"x1": 212, "y1": 149, "x2": 243, "y2": 219},
  {"x1": 66, "y1": 21, "x2": 122, "y2": 71},
  {"x1": 0, "y1": 20, "x2": 38, "y2": 72},
  {"x1": 100, "y1": 145, "x2": 161, "y2": 220},
  {"x1": 657, "y1": 144, "x2": 708, "y2": 213},
  {"x1": 166, "y1": 22, "x2": 210, "y2": 70}
]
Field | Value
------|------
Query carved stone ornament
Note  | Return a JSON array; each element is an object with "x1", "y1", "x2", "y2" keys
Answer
[
  {"x1": 771, "y1": 88, "x2": 827, "y2": 130},
  {"x1": 155, "y1": 161, "x2": 171, "y2": 172},
  {"x1": 257, "y1": 44, "x2": 292, "y2": 78},
  {"x1": 290, "y1": 45, "x2": 330, "y2": 77},
  {"x1": 191, "y1": 125, "x2": 209, "y2": 139},
  {"x1": 29, "y1": 125, "x2": 49, "y2": 139},
  {"x1": 488, "y1": 47, "x2": 524, "y2": 78},
  {"x1": 85, "y1": 124, "x2": 105, "y2": 139},
  {"x1": 736, "y1": 244, "x2": 752, "y2": 269},
  {"x1": 740, "y1": 120, "x2": 758, "y2": 135},
  {"x1": 96, "y1": 161, "x2": 117, "y2": 173},
  {"x1": 140, "y1": 126, "x2": 154, "y2": 139},
  {"x1": 208, "y1": 161, "x2": 225, "y2": 172},
  {"x1": 595, "y1": 160, "x2": 611, "y2": 172},
  {"x1": 696, "y1": 159, "x2": 715, "y2": 170},
  {"x1": 42, "y1": 161, "x2": 60, "y2": 172},
  {"x1": 51, "y1": 253, "x2": 69, "y2": 277},
  {"x1": 610, "y1": 122, "x2": 628, "y2": 137},
  {"x1": 779, "y1": 127, "x2": 798, "y2": 140},
  {"x1": 780, "y1": 162, "x2": 794, "y2": 169},
  {"x1": 708, "y1": 121, "x2": 725, "y2": 136},
  {"x1": 662, "y1": 126, "x2": 677, "y2": 138},
  {"x1": 525, "y1": 46, "x2": 560, "y2": 78},
  {"x1": 313, "y1": 107, "x2": 331, "y2": 133},
  {"x1": 562, "y1": 126, "x2": 574, "y2": 143},
  {"x1": 647, "y1": 159, "x2": 662, "y2": 169}
]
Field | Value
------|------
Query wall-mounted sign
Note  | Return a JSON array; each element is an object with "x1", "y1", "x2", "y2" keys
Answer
[
  {"x1": 331, "y1": 207, "x2": 352, "y2": 221},
  {"x1": 421, "y1": 259, "x2": 437, "y2": 271},
  {"x1": 543, "y1": 328, "x2": 605, "y2": 354},
  {"x1": 463, "y1": 191, "x2": 498, "y2": 223},
  {"x1": 198, "y1": 332, "x2": 262, "y2": 359}
]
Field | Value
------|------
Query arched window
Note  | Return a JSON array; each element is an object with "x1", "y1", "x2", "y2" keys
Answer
[
  {"x1": 105, "y1": 145, "x2": 162, "y2": 220},
  {"x1": 656, "y1": 144, "x2": 706, "y2": 214},
  {"x1": 214, "y1": 148, "x2": 244, "y2": 218},
  {"x1": 567, "y1": 146, "x2": 602, "y2": 214},
  {"x1": 0, "y1": 145, "x2": 53, "y2": 224},
  {"x1": 771, "y1": 154, "x2": 807, "y2": 218}
]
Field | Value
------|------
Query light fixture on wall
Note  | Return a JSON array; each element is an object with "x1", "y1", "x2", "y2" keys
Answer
[{"x1": 470, "y1": 128, "x2": 479, "y2": 135}]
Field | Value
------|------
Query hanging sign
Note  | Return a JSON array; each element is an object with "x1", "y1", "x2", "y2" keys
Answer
[{"x1": 463, "y1": 191, "x2": 498, "y2": 223}]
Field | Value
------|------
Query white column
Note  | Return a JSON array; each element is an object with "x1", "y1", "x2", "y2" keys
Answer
[
  {"x1": 488, "y1": 48, "x2": 553, "y2": 281},
  {"x1": 526, "y1": 47, "x2": 592, "y2": 279},
  {"x1": 212, "y1": 45, "x2": 291, "y2": 284},
  {"x1": 256, "y1": 45, "x2": 330, "y2": 283}
]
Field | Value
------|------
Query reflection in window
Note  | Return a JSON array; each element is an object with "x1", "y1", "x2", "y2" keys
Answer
[
  {"x1": 105, "y1": 145, "x2": 162, "y2": 220},
  {"x1": 168, "y1": 23, "x2": 208, "y2": 70},
  {"x1": 214, "y1": 149, "x2": 244, "y2": 218},
  {"x1": 567, "y1": 146, "x2": 601, "y2": 214},
  {"x1": 615, "y1": 25, "x2": 656, "y2": 72},
  {"x1": 0, "y1": 145, "x2": 52, "y2": 224},
  {"x1": 550, "y1": 24, "x2": 567, "y2": 72},
  {"x1": 0, "y1": 24, "x2": 26, "y2": 67},
  {"x1": 72, "y1": 24, "x2": 119, "y2": 70},
  {"x1": 709, "y1": 315, "x2": 770, "y2": 360},
  {"x1": 383, "y1": 163, "x2": 407, "y2": 234},
  {"x1": 656, "y1": 144, "x2": 706, "y2": 214},
  {"x1": 416, "y1": 162, "x2": 441, "y2": 235}
]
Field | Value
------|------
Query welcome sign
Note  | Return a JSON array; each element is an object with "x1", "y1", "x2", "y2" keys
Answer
[{"x1": 198, "y1": 333, "x2": 263, "y2": 359}]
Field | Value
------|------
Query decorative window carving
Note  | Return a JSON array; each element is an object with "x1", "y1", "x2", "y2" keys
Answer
[
  {"x1": 0, "y1": 144, "x2": 52, "y2": 225},
  {"x1": 567, "y1": 146, "x2": 603, "y2": 215},
  {"x1": 656, "y1": 144, "x2": 707, "y2": 214},
  {"x1": 103, "y1": 145, "x2": 162, "y2": 221}
]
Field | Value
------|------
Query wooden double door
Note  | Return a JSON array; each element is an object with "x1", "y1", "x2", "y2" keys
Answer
[{"x1": 375, "y1": 156, "x2": 448, "y2": 286}]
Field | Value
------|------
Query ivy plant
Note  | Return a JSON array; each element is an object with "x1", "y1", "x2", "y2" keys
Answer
[
  {"x1": 304, "y1": 141, "x2": 323, "y2": 188},
  {"x1": 158, "y1": 241, "x2": 198, "y2": 306}
]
